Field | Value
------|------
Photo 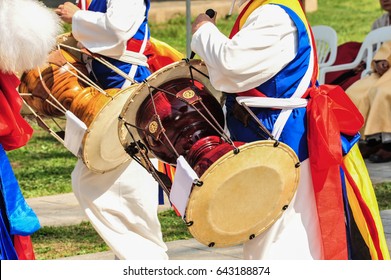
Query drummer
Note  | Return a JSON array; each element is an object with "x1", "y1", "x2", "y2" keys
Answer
[
  {"x1": 56, "y1": 0, "x2": 168, "y2": 260},
  {"x1": 191, "y1": 0, "x2": 389, "y2": 259}
]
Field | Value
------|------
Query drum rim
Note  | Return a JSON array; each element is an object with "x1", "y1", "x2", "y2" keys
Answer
[{"x1": 81, "y1": 85, "x2": 139, "y2": 173}]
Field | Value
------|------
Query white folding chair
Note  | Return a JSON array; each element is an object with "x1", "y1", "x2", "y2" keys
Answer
[
  {"x1": 318, "y1": 26, "x2": 391, "y2": 84},
  {"x1": 312, "y1": 25, "x2": 338, "y2": 69}
]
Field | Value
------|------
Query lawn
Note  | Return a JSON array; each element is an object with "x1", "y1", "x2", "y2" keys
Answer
[{"x1": 6, "y1": 0, "x2": 390, "y2": 259}]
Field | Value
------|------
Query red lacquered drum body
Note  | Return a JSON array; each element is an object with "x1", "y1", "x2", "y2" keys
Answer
[
  {"x1": 135, "y1": 78, "x2": 226, "y2": 167},
  {"x1": 119, "y1": 60, "x2": 300, "y2": 248}
]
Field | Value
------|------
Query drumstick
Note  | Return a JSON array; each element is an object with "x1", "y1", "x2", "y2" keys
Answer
[
  {"x1": 205, "y1": 8, "x2": 217, "y2": 21},
  {"x1": 189, "y1": 9, "x2": 216, "y2": 59}
]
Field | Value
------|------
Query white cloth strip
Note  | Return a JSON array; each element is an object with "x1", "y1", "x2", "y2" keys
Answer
[
  {"x1": 236, "y1": 96, "x2": 308, "y2": 109},
  {"x1": 80, "y1": 0, "x2": 86, "y2": 10},
  {"x1": 169, "y1": 156, "x2": 200, "y2": 218},
  {"x1": 116, "y1": 50, "x2": 148, "y2": 67},
  {"x1": 121, "y1": 23, "x2": 149, "y2": 89},
  {"x1": 272, "y1": 44, "x2": 315, "y2": 140},
  {"x1": 64, "y1": 111, "x2": 87, "y2": 157}
]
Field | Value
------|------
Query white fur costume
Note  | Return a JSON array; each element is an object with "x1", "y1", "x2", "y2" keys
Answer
[{"x1": 0, "y1": 0, "x2": 61, "y2": 73}]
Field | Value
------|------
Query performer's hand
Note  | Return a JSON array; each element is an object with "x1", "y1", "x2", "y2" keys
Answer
[
  {"x1": 192, "y1": 12, "x2": 217, "y2": 34},
  {"x1": 55, "y1": 2, "x2": 80, "y2": 24},
  {"x1": 374, "y1": 60, "x2": 389, "y2": 76}
]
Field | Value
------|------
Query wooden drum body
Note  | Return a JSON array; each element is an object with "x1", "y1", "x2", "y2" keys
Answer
[{"x1": 19, "y1": 48, "x2": 134, "y2": 173}]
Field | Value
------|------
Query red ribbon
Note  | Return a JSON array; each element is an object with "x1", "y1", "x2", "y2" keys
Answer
[
  {"x1": 0, "y1": 72, "x2": 33, "y2": 151},
  {"x1": 306, "y1": 84, "x2": 364, "y2": 259}
]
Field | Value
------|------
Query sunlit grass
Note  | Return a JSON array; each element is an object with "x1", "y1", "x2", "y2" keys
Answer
[
  {"x1": 374, "y1": 183, "x2": 391, "y2": 210},
  {"x1": 32, "y1": 210, "x2": 192, "y2": 260},
  {"x1": 7, "y1": 119, "x2": 76, "y2": 198}
]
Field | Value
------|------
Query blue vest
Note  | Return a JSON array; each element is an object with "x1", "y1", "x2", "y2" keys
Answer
[
  {"x1": 87, "y1": 0, "x2": 151, "y2": 88},
  {"x1": 225, "y1": 4, "x2": 311, "y2": 161}
]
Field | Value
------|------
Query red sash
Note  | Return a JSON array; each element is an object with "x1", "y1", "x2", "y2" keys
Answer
[
  {"x1": 229, "y1": 0, "x2": 365, "y2": 259},
  {"x1": 0, "y1": 73, "x2": 33, "y2": 151},
  {"x1": 305, "y1": 29, "x2": 363, "y2": 259}
]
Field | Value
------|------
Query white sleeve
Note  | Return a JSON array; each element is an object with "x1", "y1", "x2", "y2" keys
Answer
[
  {"x1": 72, "y1": 0, "x2": 146, "y2": 57},
  {"x1": 191, "y1": 5, "x2": 297, "y2": 93}
]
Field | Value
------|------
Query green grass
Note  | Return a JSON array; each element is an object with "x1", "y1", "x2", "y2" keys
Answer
[
  {"x1": 149, "y1": 14, "x2": 237, "y2": 55},
  {"x1": 32, "y1": 221, "x2": 109, "y2": 260},
  {"x1": 32, "y1": 210, "x2": 192, "y2": 260},
  {"x1": 306, "y1": 0, "x2": 384, "y2": 44},
  {"x1": 7, "y1": 0, "x2": 391, "y2": 259},
  {"x1": 374, "y1": 183, "x2": 391, "y2": 210},
  {"x1": 8, "y1": 119, "x2": 76, "y2": 198}
]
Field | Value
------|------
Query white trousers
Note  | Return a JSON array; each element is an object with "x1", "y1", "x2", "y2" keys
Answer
[
  {"x1": 243, "y1": 159, "x2": 324, "y2": 259},
  {"x1": 71, "y1": 158, "x2": 168, "y2": 260}
]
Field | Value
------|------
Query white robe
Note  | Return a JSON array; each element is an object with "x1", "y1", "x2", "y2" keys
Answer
[
  {"x1": 191, "y1": 4, "x2": 324, "y2": 259},
  {"x1": 72, "y1": 159, "x2": 168, "y2": 260},
  {"x1": 69, "y1": 1, "x2": 167, "y2": 260},
  {"x1": 72, "y1": 0, "x2": 146, "y2": 57}
]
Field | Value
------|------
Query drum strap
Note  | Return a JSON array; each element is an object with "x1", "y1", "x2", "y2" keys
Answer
[
  {"x1": 236, "y1": 96, "x2": 308, "y2": 109},
  {"x1": 121, "y1": 23, "x2": 150, "y2": 89},
  {"x1": 115, "y1": 50, "x2": 148, "y2": 67}
]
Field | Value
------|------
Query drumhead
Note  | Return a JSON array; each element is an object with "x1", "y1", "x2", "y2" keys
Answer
[
  {"x1": 118, "y1": 59, "x2": 223, "y2": 155},
  {"x1": 185, "y1": 140, "x2": 300, "y2": 248},
  {"x1": 56, "y1": 32, "x2": 82, "y2": 62},
  {"x1": 82, "y1": 85, "x2": 138, "y2": 173}
]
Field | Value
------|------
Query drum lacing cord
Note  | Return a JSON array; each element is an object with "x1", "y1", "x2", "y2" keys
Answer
[
  {"x1": 58, "y1": 43, "x2": 138, "y2": 88},
  {"x1": 21, "y1": 66, "x2": 68, "y2": 140},
  {"x1": 143, "y1": 80, "x2": 181, "y2": 159},
  {"x1": 142, "y1": 68, "x2": 239, "y2": 154},
  {"x1": 120, "y1": 107, "x2": 184, "y2": 195},
  {"x1": 21, "y1": 91, "x2": 65, "y2": 116},
  {"x1": 239, "y1": 102, "x2": 280, "y2": 147},
  {"x1": 56, "y1": 44, "x2": 111, "y2": 97},
  {"x1": 185, "y1": 61, "x2": 239, "y2": 152},
  {"x1": 29, "y1": 45, "x2": 111, "y2": 116},
  {"x1": 122, "y1": 123, "x2": 172, "y2": 196},
  {"x1": 19, "y1": 98, "x2": 65, "y2": 144},
  {"x1": 196, "y1": 100, "x2": 237, "y2": 149},
  {"x1": 37, "y1": 67, "x2": 67, "y2": 115},
  {"x1": 119, "y1": 114, "x2": 172, "y2": 157}
]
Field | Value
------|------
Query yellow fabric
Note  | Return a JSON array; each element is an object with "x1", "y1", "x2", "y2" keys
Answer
[
  {"x1": 343, "y1": 144, "x2": 390, "y2": 259},
  {"x1": 158, "y1": 160, "x2": 176, "y2": 181},
  {"x1": 150, "y1": 37, "x2": 184, "y2": 62},
  {"x1": 239, "y1": 0, "x2": 308, "y2": 31}
]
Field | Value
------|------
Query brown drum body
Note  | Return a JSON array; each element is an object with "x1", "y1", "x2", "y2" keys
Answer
[
  {"x1": 19, "y1": 49, "x2": 121, "y2": 127},
  {"x1": 18, "y1": 47, "x2": 134, "y2": 173},
  {"x1": 135, "y1": 78, "x2": 227, "y2": 167}
]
